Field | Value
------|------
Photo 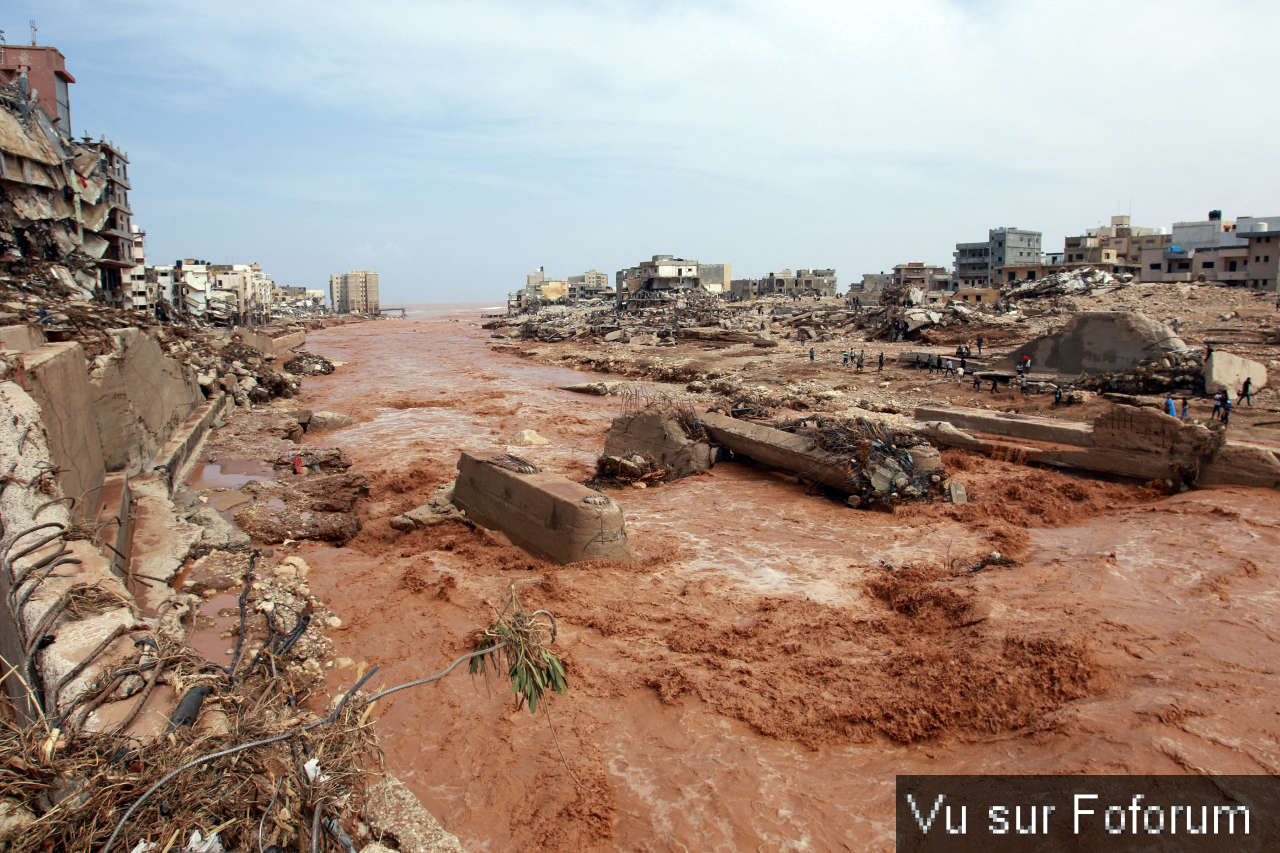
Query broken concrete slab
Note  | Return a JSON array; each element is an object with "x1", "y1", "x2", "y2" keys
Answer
[
  {"x1": 700, "y1": 412, "x2": 853, "y2": 492},
  {"x1": 601, "y1": 406, "x2": 714, "y2": 481},
  {"x1": 451, "y1": 452, "x2": 632, "y2": 563},
  {"x1": 914, "y1": 405, "x2": 1093, "y2": 447},
  {"x1": 390, "y1": 483, "x2": 469, "y2": 531},
  {"x1": 308, "y1": 410, "x2": 355, "y2": 432},
  {"x1": 1204, "y1": 350, "x2": 1267, "y2": 395},
  {"x1": 1010, "y1": 311, "x2": 1186, "y2": 375}
]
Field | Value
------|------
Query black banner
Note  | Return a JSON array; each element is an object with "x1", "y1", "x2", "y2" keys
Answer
[{"x1": 897, "y1": 776, "x2": 1280, "y2": 851}]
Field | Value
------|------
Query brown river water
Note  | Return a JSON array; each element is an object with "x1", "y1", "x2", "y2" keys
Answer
[{"x1": 279, "y1": 306, "x2": 1280, "y2": 852}]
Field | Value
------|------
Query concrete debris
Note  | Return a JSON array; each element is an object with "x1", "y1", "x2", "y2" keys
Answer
[
  {"x1": 509, "y1": 428, "x2": 552, "y2": 446},
  {"x1": 1010, "y1": 311, "x2": 1189, "y2": 375},
  {"x1": 282, "y1": 349, "x2": 335, "y2": 376},
  {"x1": 1003, "y1": 267, "x2": 1130, "y2": 300},
  {"x1": 307, "y1": 410, "x2": 356, "y2": 432},
  {"x1": 390, "y1": 482, "x2": 470, "y2": 531},
  {"x1": 451, "y1": 451, "x2": 633, "y2": 563},
  {"x1": 1204, "y1": 350, "x2": 1267, "y2": 395},
  {"x1": 597, "y1": 403, "x2": 715, "y2": 484}
]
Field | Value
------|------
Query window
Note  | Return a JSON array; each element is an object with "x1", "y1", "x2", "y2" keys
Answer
[
  {"x1": 1202, "y1": 261, "x2": 1215, "y2": 269},
  {"x1": 1149, "y1": 263, "x2": 1160, "y2": 270}
]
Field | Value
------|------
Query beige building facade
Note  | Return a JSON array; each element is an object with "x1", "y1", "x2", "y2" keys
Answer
[{"x1": 330, "y1": 270, "x2": 380, "y2": 313}]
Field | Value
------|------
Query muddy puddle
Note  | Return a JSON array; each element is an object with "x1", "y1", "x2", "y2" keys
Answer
[{"x1": 280, "y1": 305, "x2": 1280, "y2": 851}]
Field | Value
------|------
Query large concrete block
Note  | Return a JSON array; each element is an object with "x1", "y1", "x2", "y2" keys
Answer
[
  {"x1": 20, "y1": 342, "x2": 105, "y2": 518},
  {"x1": 1204, "y1": 350, "x2": 1267, "y2": 395},
  {"x1": 699, "y1": 412, "x2": 853, "y2": 492},
  {"x1": 452, "y1": 452, "x2": 632, "y2": 564},
  {"x1": 602, "y1": 407, "x2": 714, "y2": 479},
  {"x1": 1010, "y1": 311, "x2": 1184, "y2": 374},
  {"x1": 913, "y1": 405, "x2": 1092, "y2": 447},
  {"x1": 0, "y1": 324, "x2": 44, "y2": 352},
  {"x1": 235, "y1": 326, "x2": 305, "y2": 356}
]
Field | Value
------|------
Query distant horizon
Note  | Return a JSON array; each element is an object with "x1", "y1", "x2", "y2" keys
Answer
[{"x1": 19, "y1": 1, "x2": 1279, "y2": 304}]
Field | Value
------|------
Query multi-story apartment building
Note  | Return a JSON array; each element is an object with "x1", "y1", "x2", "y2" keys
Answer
[
  {"x1": 125, "y1": 227, "x2": 153, "y2": 314},
  {"x1": 86, "y1": 139, "x2": 134, "y2": 305},
  {"x1": 1137, "y1": 211, "x2": 1280, "y2": 288},
  {"x1": 955, "y1": 227, "x2": 1043, "y2": 287},
  {"x1": 329, "y1": 270, "x2": 380, "y2": 314}
]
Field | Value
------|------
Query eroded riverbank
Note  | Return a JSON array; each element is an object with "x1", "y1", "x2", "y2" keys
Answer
[{"x1": 288, "y1": 307, "x2": 1280, "y2": 852}]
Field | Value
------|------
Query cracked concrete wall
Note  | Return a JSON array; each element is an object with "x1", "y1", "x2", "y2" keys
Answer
[
  {"x1": 19, "y1": 342, "x2": 106, "y2": 519},
  {"x1": 1009, "y1": 311, "x2": 1186, "y2": 374},
  {"x1": 89, "y1": 328, "x2": 205, "y2": 472}
]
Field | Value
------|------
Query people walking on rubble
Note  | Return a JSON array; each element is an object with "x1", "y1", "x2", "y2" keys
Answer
[
  {"x1": 973, "y1": 373, "x2": 983, "y2": 391},
  {"x1": 943, "y1": 358, "x2": 954, "y2": 377},
  {"x1": 960, "y1": 355, "x2": 967, "y2": 373},
  {"x1": 1054, "y1": 387, "x2": 1063, "y2": 406},
  {"x1": 927, "y1": 356, "x2": 935, "y2": 375},
  {"x1": 809, "y1": 347, "x2": 815, "y2": 362},
  {"x1": 1180, "y1": 397, "x2": 1190, "y2": 420},
  {"x1": 856, "y1": 351, "x2": 865, "y2": 372},
  {"x1": 976, "y1": 335, "x2": 984, "y2": 354},
  {"x1": 1241, "y1": 376, "x2": 1253, "y2": 406},
  {"x1": 1211, "y1": 390, "x2": 1224, "y2": 420},
  {"x1": 878, "y1": 352, "x2": 884, "y2": 372},
  {"x1": 991, "y1": 377, "x2": 1000, "y2": 394},
  {"x1": 957, "y1": 365, "x2": 965, "y2": 384},
  {"x1": 843, "y1": 352, "x2": 849, "y2": 366},
  {"x1": 1020, "y1": 373, "x2": 1028, "y2": 394},
  {"x1": 1222, "y1": 396, "x2": 1233, "y2": 425},
  {"x1": 1164, "y1": 396, "x2": 1177, "y2": 417}
]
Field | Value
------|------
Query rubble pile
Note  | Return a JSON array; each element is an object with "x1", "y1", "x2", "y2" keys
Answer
[
  {"x1": 1004, "y1": 267, "x2": 1131, "y2": 300},
  {"x1": 775, "y1": 415, "x2": 951, "y2": 508},
  {"x1": 1078, "y1": 361, "x2": 1205, "y2": 395},
  {"x1": 1, "y1": 277, "x2": 304, "y2": 405},
  {"x1": 283, "y1": 348, "x2": 336, "y2": 376}
]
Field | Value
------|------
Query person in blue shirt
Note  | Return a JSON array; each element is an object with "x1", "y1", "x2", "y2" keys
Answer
[{"x1": 1164, "y1": 396, "x2": 1177, "y2": 417}]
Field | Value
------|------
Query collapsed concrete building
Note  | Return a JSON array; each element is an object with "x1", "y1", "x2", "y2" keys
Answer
[{"x1": 615, "y1": 255, "x2": 734, "y2": 309}]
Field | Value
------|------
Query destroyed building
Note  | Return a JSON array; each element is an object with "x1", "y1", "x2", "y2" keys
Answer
[
  {"x1": 729, "y1": 267, "x2": 837, "y2": 300},
  {"x1": 616, "y1": 254, "x2": 701, "y2": 307}
]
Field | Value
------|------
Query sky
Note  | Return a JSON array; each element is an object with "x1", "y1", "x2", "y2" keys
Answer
[{"x1": 11, "y1": 1, "x2": 1280, "y2": 303}]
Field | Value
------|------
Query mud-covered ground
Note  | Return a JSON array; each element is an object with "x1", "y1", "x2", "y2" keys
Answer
[{"x1": 256, "y1": 307, "x2": 1280, "y2": 852}]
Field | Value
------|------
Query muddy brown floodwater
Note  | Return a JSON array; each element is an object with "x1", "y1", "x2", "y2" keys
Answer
[{"x1": 290, "y1": 305, "x2": 1280, "y2": 852}]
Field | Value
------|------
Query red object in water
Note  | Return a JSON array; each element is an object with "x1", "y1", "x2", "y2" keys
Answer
[{"x1": 292, "y1": 456, "x2": 303, "y2": 475}]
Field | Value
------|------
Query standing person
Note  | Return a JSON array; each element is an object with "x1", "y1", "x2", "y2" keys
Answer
[
  {"x1": 1180, "y1": 397, "x2": 1190, "y2": 420},
  {"x1": 809, "y1": 347, "x2": 815, "y2": 362},
  {"x1": 976, "y1": 335, "x2": 984, "y2": 354},
  {"x1": 944, "y1": 358, "x2": 954, "y2": 377},
  {"x1": 1222, "y1": 396, "x2": 1233, "y2": 426},
  {"x1": 1241, "y1": 376, "x2": 1253, "y2": 406},
  {"x1": 957, "y1": 365, "x2": 965, "y2": 384},
  {"x1": 990, "y1": 376, "x2": 999, "y2": 394},
  {"x1": 1020, "y1": 373, "x2": 1028, "y2": 395},
  {"x1": 842, "y1": 352, "x2": 849, "y2": 367},
  {"x1": 878, "y1": 352, "x2": 884, "y2": 372},
  {"x1": 928, "y1": 356, "x2": 935, "y2": 376},
  {"x1": 972, "y1": 373, "x2": 982, "y2": 391},
  {"x1": 856, "y1": 351, "x2": 864, "y2": 372},
  {"x1": 1022, "y1": 354, "x2": 1032, "y2": 373},
  {"x1": 1164, "y1": 395, "x2": 1177, "y2": 417},
  {"x1": 1211, "y1": 390, "x2": 1224, "y2": 420},
  {"x1": 1054, "y1": 387, "x2": 1063, "y2": 406},
  {"x1": 960, "y1": 355, "x2": 967, "y2": 373}
]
